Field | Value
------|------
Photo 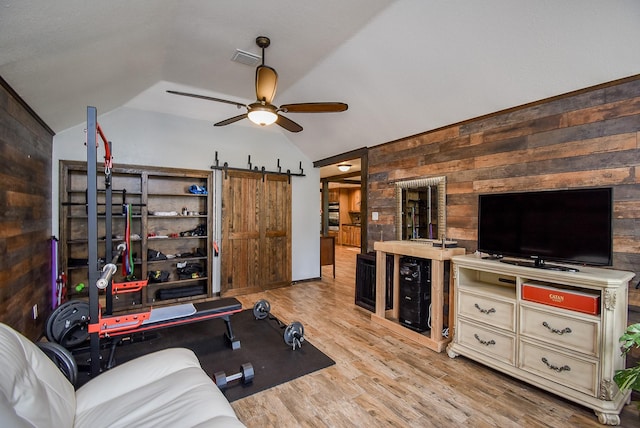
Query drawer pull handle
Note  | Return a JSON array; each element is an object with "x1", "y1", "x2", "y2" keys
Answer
[
  {"x1": 542, "y1": 321, "x2": 572, "y2": 335},
  {"x1": 473, "y1": 333, "x2": 496, "y2": 346},
  {"x1": 474, "y1": 303, "x2": 496, "y2": 315},
  {"x1": 541, "y1": 357, "x2": 571, "y2": 373}
]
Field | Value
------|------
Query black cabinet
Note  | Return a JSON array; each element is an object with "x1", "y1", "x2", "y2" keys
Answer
[
  {"x1": 355, "y1": 252, "x2": 393, "y2": 312},
  {"x1": 398, "y1": 257, "x2": 431, "y2": 332}
]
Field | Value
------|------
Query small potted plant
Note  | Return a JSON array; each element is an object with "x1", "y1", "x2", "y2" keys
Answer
[{"x1": 614, "y1": 323, "x2": 640, "y2": 410}]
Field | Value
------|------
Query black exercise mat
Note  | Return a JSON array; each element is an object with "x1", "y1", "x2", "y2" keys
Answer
[{"x1": 79, "y1": 309, "x2": 335, "y2": 402}]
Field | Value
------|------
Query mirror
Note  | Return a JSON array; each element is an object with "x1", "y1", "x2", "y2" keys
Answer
[{"x1": 395, "y1": 176, "x2": 446, "y2": 241}]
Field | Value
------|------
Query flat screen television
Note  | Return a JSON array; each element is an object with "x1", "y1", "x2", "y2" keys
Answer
[{"x1": 477, "y1": 187, "x2": 613, "y2": 271}]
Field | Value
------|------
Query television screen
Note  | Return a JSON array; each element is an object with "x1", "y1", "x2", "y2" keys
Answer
[{"x1": 478, "y1": 188, "x2": 613, "y2": 267}]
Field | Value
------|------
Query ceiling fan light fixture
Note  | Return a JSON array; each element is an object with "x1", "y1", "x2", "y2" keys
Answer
[
  {"x1": 248, "y1": 106, "x2": 278, "y2": 126},
  {"x1": 337, "y1": 163, "x2": 352, "y2": 172},
  {"x1": 167, "y1": 36, "x2": 346, "y2": 133}
]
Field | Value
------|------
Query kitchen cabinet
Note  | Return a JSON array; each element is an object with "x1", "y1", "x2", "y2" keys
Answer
[
  {"x1": 341, "y1": 224, "x2": 361, "y2": 247},
  {"x1": 349, "y1": 188, "x2": 361, "y2": 212}
]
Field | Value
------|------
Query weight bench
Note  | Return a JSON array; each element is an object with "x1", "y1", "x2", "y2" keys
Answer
[
  {"x1": 92, "y1": 298, "x2": 242, "y2": 350},
  {"x1": 90, "y1": 298, "x2": 243, "y2": 372},
  {"x1": 47, "y1": 297, "x2": 243, "y2": 376}
]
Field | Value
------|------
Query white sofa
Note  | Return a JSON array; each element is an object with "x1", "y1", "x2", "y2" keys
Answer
[{"x1": 0, "y1": 323, "x2": 246, "y2": 428}]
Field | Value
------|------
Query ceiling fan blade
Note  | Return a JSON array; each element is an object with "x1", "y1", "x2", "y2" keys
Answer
[
  {"x1": 275, "y1": 114, "x2": 303, "y2": 133},
  {"x1": 167, "y1": 90, "x2": 246, "y2": 109},
  {"x1": 279, "y1": 102, "x2": 348, "y2": 113},
  {"x1": 255, "y1": 65, "x2": 278, "y2": 103},
  {"x1": 214, "y1": 113, "x2": 248, "y2": 127}
]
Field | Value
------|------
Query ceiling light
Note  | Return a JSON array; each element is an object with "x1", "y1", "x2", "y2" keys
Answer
[
  {"x1": 337, "y1": 164, "x2": 352, "y2": 172},
  {"x1": 248, "y1": 105, "x2": 278, "y2": 126}
]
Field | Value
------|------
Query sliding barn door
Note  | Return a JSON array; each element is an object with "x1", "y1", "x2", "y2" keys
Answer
[
  {"x1": 262, "y1": 173, "x2": 292, "y2": 289},
  {"x1": 220, "y1": 171, "x2": 291, "y2": 296}
]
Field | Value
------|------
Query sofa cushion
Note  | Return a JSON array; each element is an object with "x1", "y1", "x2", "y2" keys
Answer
[
  {"x1": 0, "y1": 323, "x2": 76, "y2": 427},
  {"x1": 74, "y1": 348, "x2": 245, "y2": 428}
]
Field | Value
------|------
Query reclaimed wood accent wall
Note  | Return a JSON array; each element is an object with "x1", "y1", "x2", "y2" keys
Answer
[
  {"x1": 368, "y1": 76, "x2": 640, "y2": 291},
  {"x1": 0, "y1": 77, "x2": 54, "y2": 339}
]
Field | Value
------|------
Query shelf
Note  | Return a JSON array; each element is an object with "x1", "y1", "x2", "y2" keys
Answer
[
  {"x1": 147, "y1": 277, "x2": 208, "y2": 288},
  {"x1": 66, "y1": 239, "x2": 142, "y2": 245},
  {"x1": 372, "y1": 240, "x2": 465, "y2": 353},
  {"x1": 147, "y1": 236, "x2": 207, "y2": 240},
  {"x1": 147, "y1": 256, "x2": 207, "y2": 265},
  {"x1": 148, "y1": 193, "x2": 208, "y2": 197},
  {"x1": 148, "y1": 215, "x2": 207, "y2": 219},
  {"x1": 60, "y1": 160, "x2": 213, "y2": 310}
]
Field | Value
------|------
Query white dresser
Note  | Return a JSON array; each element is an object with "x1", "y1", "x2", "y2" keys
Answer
[{"x1": 447, "y1": 254, "x2": 635, "y2": 425}]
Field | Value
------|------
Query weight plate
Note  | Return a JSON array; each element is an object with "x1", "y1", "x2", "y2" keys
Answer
[
  {"x1": 241, "y1": 362, "x2": 254, "y2": 384},
  {"x1": 46, "y1": 300, "x2": 84, "y2": 342},
  {"x1": 45, "y1": 300, "x2": 90, "y2": 347},
  {"x1": 252, "y1": 299, "x2": 271, "y2": 320},
  {"x1": 283, "y1": 321, "x2": 305, "y2": 348},
  {"x1": 37, "y1": 342, "x2": 78, "y2": 386},
  {"x1": 213, "y1": 371, "x2": 227, "y2": 389}
]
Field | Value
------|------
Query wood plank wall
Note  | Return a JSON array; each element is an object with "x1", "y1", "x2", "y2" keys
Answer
[
  {"x1": 368, "y1": 76, "x2": 640, "y2": 301},
  {"x1": 0, "y1": 78, "x2": 54, "y2": 339}
]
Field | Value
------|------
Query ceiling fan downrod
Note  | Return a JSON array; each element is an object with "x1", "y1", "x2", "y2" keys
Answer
[{"x1": 256, "y1": 36, "x2": 270, "y2": 66}]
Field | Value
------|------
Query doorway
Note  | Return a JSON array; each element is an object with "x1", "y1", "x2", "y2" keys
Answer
[{"x1": 314, "y1": 148, "x2": 368, "y2": 253}]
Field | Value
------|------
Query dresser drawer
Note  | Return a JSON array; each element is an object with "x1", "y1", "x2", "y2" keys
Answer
[
  {"x1": 520, "y1": 305, "x2": 600, "y2": 357},
  {"x1": 519, "y1": 340, "x2": 598, "y2": 397},
  {"x1": 456, "y1": 319, "x2": 516, "y2": 365},
  {"x1": 458, "y1": 290, "x2": 516, "y2": 332}
]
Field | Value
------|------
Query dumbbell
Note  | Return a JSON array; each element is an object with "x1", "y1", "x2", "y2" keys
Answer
[
  {"x1": 213, "y1": 363, "x2": 254, "y2": 390},
  {"x1": 253, "y1": 299, "x2": 306, "y2": 350}
]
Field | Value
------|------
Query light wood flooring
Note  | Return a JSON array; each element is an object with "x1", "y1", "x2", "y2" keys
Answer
[{"x1": 231, "y1": 245, "x2": 639, "y2": 427}]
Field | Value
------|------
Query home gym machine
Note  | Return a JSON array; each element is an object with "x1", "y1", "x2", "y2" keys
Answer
[
  {"x1": 45, "y1": 107, "x2": 245, "y2": 379},
  {"x1": 252, "y1": 299, "x2": 305, "y2": 350}
]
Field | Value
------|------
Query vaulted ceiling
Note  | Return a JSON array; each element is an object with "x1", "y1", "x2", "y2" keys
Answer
[{"x1": 1, "y1": 1, "x2": 639, "y2": 161}]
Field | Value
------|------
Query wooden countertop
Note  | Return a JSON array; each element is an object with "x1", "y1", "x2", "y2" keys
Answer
[{"x1": 373, "y1": 240, "x2": 465, "y2": 260}]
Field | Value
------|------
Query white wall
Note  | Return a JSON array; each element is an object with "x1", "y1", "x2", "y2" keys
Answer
[{"x1": 52, "y1": 107, "x2": 321, "y2": 285}]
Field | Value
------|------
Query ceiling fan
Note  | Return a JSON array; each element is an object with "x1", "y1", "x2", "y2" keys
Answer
[{"x1": 167, "y1": 36, "x2": 348, "y2": 133}]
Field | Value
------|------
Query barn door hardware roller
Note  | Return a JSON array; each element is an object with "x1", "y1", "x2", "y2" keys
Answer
[
  {"x1": 211, "y1": 151, "x2": 305, "y2": 182},
  {"x1": 253, "y1": 299, "x2": 305, "y2": 350}
]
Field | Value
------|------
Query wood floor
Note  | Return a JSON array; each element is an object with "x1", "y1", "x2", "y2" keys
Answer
[{"x1": 231, "y1": 245, "x2": 639, "y2": 427}]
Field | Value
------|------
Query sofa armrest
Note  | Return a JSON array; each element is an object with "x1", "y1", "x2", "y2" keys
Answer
[
  {"x1": 74, "y1": 348, "x2": 245, "y2": 428},
  {"x1": 76, "y1": 347, "x2": 201, "y2": 411}
]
